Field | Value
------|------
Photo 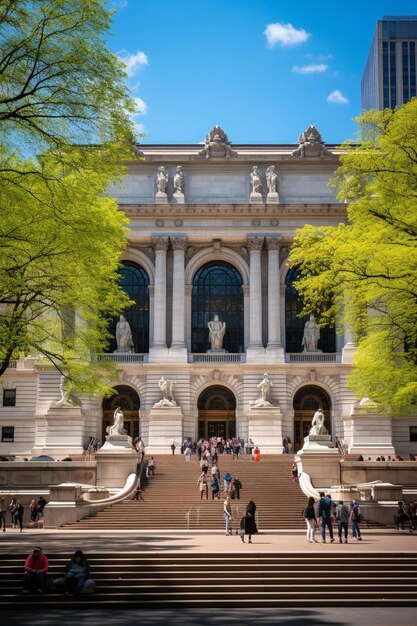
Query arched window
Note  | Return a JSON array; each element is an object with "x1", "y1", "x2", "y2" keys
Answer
[
  {"x1": 108, "y1": 262, "x2": 149, "y2": 353},
  {"x1": 192, "y1": 262, "x2": 244, "y2": 353},
  {"x1": 285, "y1": 268, "x2": 336, "y2": 353},
  {"x1": 293, "y1": 385, "x2": 331, "y2": 447}
]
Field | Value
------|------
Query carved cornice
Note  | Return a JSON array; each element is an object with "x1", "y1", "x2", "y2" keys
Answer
[
  {"x1": 171, "y1": 237, "x2": 188, "y2": 252},
  {"x1": 152, "y1": 237, "x2": 169, "y2": 251},
  {"x1": 247, "y1": 236, "x2": 264, "y2": 252},
  {"x1": 265, "y1": 237, "x2": 280, "y2": 251},
  {"x1": 121, "y1": 204, "x2": 347, "y2": 219}
]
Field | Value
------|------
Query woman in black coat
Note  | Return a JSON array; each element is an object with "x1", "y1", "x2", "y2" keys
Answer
[{"x1": 240, "y1": 500, "x2": 257, "y2": 543}]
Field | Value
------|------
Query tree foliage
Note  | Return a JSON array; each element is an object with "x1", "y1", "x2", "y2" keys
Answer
[
  {"x1": 289, "y1": 100, "x2": 417, "y2": 411},
  {"x1": 0, "y1": 0, "x2": 139, "y2": 394}
]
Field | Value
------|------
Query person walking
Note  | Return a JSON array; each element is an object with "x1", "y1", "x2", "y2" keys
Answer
[
  {"x1": 223, "y1": 471, "x2": 232, "y2": 493},
  {"x1": 170, "y1": 441, "x2": 176, "y2": 455},
  {"x1": 317, "y1": 492, "x2": 335, "y2": 543},
  {"x1": 9, "y1": 497, "x2": 17, "y2": 528},
  {"x1": 335, "y1": 501, "x2": 350, "y2": 543},
  {"x1": 232, "y1": 476, "x2": 242, "y2": 500},
  {"x1": 211, "y1": 475, "x2": 220, "y2": 500},
  {"x1": 350, "y1": 500, "x2": 363, "y2": 540},
  {"x1": 197, "y1": 471, "x2": 209, "y2": 500},
  {"x1": 15, "y1": 500, "x2": 24, "y2": 532},
  {"x1": 224, "y1": 495, "x2": 232, "y2": 535},
  {"x1": 0, "y1": 496, "x2": 7, "y2": 531},
  {"x1": 303, "y1": 496, "x2": 318, "y2": 543},
  {"x1": 240, "y1": 500, "x2": 258, "y2": 543}
]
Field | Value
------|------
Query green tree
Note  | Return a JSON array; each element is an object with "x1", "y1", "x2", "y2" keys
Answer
[
  {"x1": 289, "y1": 100, "x2": 417, "y2": 411},
  {"x1": 0, "y1": 0, "x2": 139, "y2": 393}
]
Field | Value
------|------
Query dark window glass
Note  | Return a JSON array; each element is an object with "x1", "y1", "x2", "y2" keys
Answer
[
  {"x1": 108, "y1": 262, "x2": 149, "y2": 353},
  {"x1": 410, "y1": 427, "x2": 417, "y2": 442},
  {"x1": 3, "y1": 389, "x2": 16, "y2": 407},
  {"x1": 192, "y1": 262, "x2": 243, "y2": 353},
  {"x1": 102, "y1": 385, "x2": 140, "y2": 412},
  {"x1": 285, "y1": 268, "x2": 336, "y2": 353},
  {"x1": 1, "y1": 426, "x2": 14, "y2": 443}
]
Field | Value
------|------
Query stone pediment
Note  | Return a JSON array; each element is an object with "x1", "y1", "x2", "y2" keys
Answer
[
  {"x1": 292, "y1": 125, "x2": 333, "y2": 158},
  {"x1": 198, "y1": 125, "x2": 238, "y2": 160}
]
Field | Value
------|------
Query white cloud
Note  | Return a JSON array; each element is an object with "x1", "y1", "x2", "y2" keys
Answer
[
  {"x1": 306, "y1": 53, "x2": 333, "y2": 62},
  {"x1": 119, "y1": 50, "x2": 148, "y2": 77},
  {"x1": 110, "y1": 1, "x2": 128, "y2": 8},
  {"x1": 292, "y1": 63, "x2": 328, "y2": 74},
  {"x1": 133, "y1": 120, "x2": 145, "y2": 135},
  {"x1": 264, "y1": 22, "x2": 310, "y2": 48},
  {"x1": 133, "y1": 97, "x2": 147, "y2": 115},
  {"x1": 327, "y1": 89, "x2": 349, "y2": 104}
]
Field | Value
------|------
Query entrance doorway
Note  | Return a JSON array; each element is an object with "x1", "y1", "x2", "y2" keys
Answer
[
  {"x1": 102, "y1": 385, "x2": 140, "y2": 440},
  {"x1": 293, "y1": 386, "x2": 331, "y2": 449},
  {"x1": 198, "y1": 386, "x2": 236, "y2": 440}
]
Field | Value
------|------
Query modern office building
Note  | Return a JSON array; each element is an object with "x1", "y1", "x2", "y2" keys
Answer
[
  {"x1": 362, "y1": 16, "x2": 417, "y2": 110},
  {"x1": 1, "y1": 125, "x2": 416, "y2": 460}
]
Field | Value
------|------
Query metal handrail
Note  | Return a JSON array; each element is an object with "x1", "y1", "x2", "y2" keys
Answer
[{"x1": 185, "y1": 506, "x2": 201, "y2": 530}]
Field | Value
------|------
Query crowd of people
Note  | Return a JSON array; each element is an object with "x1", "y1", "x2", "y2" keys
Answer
[
  {"x1": 176, "y1": 436, "x2": 262, "y2": 460},
  {"x1": 302, "y1": 492, "x2": 364, "y2": 543},
  {"x1": 0, "y1": 495, "x2": 47, "y2": 532}
]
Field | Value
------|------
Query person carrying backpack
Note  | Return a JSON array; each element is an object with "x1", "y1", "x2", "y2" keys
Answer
[{"x1": 335, "y1": 501, "x2": 350, "y2": 543}]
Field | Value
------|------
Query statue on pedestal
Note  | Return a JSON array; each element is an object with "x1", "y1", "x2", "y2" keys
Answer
[
  {"x1": 114, "y1": 314, "x2": 134, "y2": 353},
  {"x1": 106, "y1": 407, "x2": 126, "y2": 436},
  {"x1": 153, "y1": 377, "x2": 177, "y2": 408},
  {"x1": 250, "y1": 166, "x2": 263, "y2": 195},
  {"x1": 302, "y1": 314, "x2": 320, "y2": 352},
  {"x1": 251, "y1": 373, "x2": 274, "y2": 408},
  {"x1": 266, "y1": 165, "x2": 278, "y2": 194},
  {"x1": 156, "y1": 166, "x2": 168, "y2": 195},
  {"x1": 308, "y1": 408, "x2": 328, "y2": 436},
  {"x1": 50, "y1": 375, "x2": 75, "y2": 408},
  {"x1": 173, "y1": 165, "x2": 184, "y2": 194},
  {"x1": 208, "y1": 315, "x2": 226, "y2": 352}
]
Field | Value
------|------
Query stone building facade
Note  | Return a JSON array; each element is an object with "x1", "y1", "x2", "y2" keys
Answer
[{"x1": 1, "y1": 126, "x2": 416, "y2": 459}]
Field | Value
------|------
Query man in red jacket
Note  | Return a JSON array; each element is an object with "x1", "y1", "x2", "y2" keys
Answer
[{"x1": 22, "y1": 547, "x2": 49, "y2": 593}]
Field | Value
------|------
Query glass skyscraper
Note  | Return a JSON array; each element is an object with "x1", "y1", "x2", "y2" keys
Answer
[{"x1": 362, "y1": 17, "x2": 417, "y2": 110}]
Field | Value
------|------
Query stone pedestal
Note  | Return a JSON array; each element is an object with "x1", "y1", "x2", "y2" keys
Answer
[
  {"x1": 172, "y1": 190, "x2": 185, "y2": 204},
  {"x1": 247, "y1": 405, "x2": 283, "y2": 454},
  {"x1": 296, "y1": 451, "x2": 341, "y2": 490},
  {"x1": 95, "y1": 434, "x2": 138, "y2": 489},
  {"x1": 32, "y1": 406, "x2": 85, "y2": 457},
  {"x1": 347, "y1": 403, "x2": 395, "y2": 458},
  {"x1": 249, "y1": 192, "x2": 263, "y2": 204},
  {"x1": 300, "y1": 434, "x2": 338, "y2": 453},
  {"x1": 155, "y1": 191, "x2": 168, "y2": 204},
  {"x1": 266, "y1": 192, "x2": 279, "y2": 204},
  {"x1": 147, "y1": 406, "x2": 183, "y2": 454},
  {"x1": 341, "y1": 341, "x2": 356, "y2": 364}
]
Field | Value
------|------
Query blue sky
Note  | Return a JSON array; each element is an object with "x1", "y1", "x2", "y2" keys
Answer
[{"x1": 107, "y1": 0, "x2": 417, "y2": 144}]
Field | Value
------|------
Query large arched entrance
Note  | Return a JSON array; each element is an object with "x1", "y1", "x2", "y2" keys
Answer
[
  {"x1": 198, "y1": 386, "x2": 236, "y2": 440},
  {"x1": 293, "y1": 385, "x2": 331, "y2": 449},
  {"x1": 102, "y1": 385, "x2": 140, "y2": 439}
]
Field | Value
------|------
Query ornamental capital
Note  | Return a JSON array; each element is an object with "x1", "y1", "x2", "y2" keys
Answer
[
  {"x1": 171, "y1": 237, "x2": 188, "y2": 252},
  {"x1": 247, "y1": 236, "x2": 264, "y2": 252},
  {"x1": 152, "y1": 237, "x2": 169, "y2": 251},
  {"x1": 266, "y1": 236, "x2": 281, "y2": 251}
]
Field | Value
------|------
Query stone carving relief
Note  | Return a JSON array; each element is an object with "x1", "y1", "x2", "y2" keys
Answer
[
  {"x1": 308, "y1": 408, "x2": 328, "y2": 436},
  {"x1": 302, "y1": 314, "x2": 321, "y2": 353},
  {"x1": 106, "y1": 407, "x2": 126, "y2": 436},
  {"x1": 291, "y1": 125, "x2": 333, "y2": 158},
  {"x1": 198, "y1": 125, "x2": 238, "y2": 159},
  {"x1": 155, "y1": 166, "x2": 168, "y2": 203},
  {"x1": 114, "y1": 314, "x2": 134, "y2": 353},
  {"x1": 153, "y1": 237, "x2": 169, "y2": 252},
  {"x1": 208, "y1": 315, "x2": 226, "y2": 352},
  {"x1": 50, "y1": 375, "x2": 75, "y2": 408},
  {"x1": 171, "y1": 237, "x2": 188, "y2": 252},
  {"x1": 172, "y1": 165, "x2": 185, "y2": 204},
  {"x1": 247, "y1": 236, "x2": 264, "y2": 252},
  {"x1": 266, "y1": 165, "x2": 279, "y2": 204}
]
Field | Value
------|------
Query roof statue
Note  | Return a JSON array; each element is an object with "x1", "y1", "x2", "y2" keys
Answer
[
  {"x1": 198, "y1": 125, "x2": 238, "y2": 159},
  {"x1": 291, "y1": 125, "x2": 333, "y2": 158}
]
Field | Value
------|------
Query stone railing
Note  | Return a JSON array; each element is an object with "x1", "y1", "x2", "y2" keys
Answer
[
  {"x1": 285, "y1": 353, "x2": 341, "y2": 363},
  {"x1": 6, "y1": 361, "x2": 17, "y2": 368},
  {"x1": 188, "y1": 353, "x2": 246, "y2": 364},
  {"x1": 97, "y1": 353, "x2": 148, "y2": 363}
]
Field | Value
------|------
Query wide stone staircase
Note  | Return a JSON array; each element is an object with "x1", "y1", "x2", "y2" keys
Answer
[
  {"x1": 65, "y1": 454, "x2": 307, "y2": 530},
  {"x1": 1, "y1": 552, "x2": 417, "y2": 607}
]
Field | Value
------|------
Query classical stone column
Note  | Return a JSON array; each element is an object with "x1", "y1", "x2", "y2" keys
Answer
[
  {"x1": 247, "y1": 236, "x2": 264, "y2": 358},
  {"x1": 266, "y1": 237, "x2": 282, "y2": 355},
  {"x1": 151, "y1": 237, "x2": 169, "y2": 350},
  {"x1": 171, "y1": 237, "x2": 187, "y2": 352}
]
